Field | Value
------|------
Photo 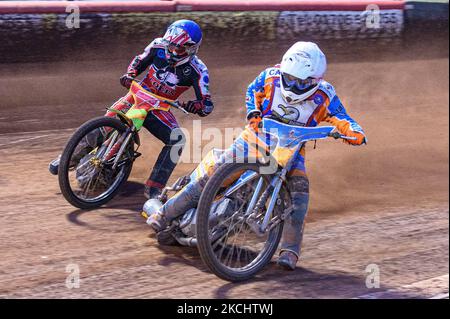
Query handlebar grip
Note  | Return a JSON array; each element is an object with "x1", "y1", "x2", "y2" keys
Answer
[
  {"x1": 163, "y1": 100, "x2": 189, "y2": 114},
  {"x1": 162, "y1": 99, "x2": 179, "y2": 108},
  {"x1": 341, "y1": 135, "x2": 358, "y2": 141},
  {"x1": 328, "y1": 132, "x2": 357, "y2": 141},
  {"x1": 329, "y1": 132, "x2": 342, "y2": 139}
]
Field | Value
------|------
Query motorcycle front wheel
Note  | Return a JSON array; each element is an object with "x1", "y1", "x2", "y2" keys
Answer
[
  {"x1": 58, "y1": 116, "x2": 134, "y2": 209},
  {"x1": 196, "y1": 162, "x2": 288, "y2": 282}
]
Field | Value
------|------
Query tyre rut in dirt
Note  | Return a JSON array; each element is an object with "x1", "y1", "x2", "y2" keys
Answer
[
  {"x1": 196, "y1": 162, "x2": 285, "y2": 282},
  {"x1": 58, "y1": 116, "x2": 133, "y2": 209}
]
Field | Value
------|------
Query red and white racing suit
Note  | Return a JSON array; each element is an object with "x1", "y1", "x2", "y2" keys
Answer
[{"x1": 110, "y1": 38, "x2": 214, "y2": 194}]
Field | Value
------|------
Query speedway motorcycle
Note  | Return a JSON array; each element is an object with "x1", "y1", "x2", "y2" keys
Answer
[
  {"x1": 143, "y1": 117, "x2": 356, "y2": 281},
  {"x1": 58, "y1": 81, "x2": 187, "y2": 209}
]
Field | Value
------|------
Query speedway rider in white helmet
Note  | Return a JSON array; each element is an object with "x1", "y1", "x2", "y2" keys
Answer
[
  {"x1": 146, "y1": 41, "x2": 366, "y2": 271},
  {"x1": 280, "y1": 42, "x2": 327, "y2": 104},
  {"x1": 245, "y1": 41, "x2": 366, "y2": 269}
]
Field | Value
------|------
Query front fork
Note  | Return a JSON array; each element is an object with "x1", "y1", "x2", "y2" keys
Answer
[
  {"x1": 246, "y1": 171, "x2": 286, "y2": 236},
  {"x1": 112, "y1": 128, "x2": 134, "y2": 170},
  {"x1": 101, "y1": 108, "x2": 141, "y2": 167},
  {"x1": 247, "y1": 142, "x2": 304, "y2": 235},
  {"x1": 103, "y1": 126, "x2": 134, "y2": 162},
  {"x1": 260, "y1": 172, "x2": 286, "y2": 232}
]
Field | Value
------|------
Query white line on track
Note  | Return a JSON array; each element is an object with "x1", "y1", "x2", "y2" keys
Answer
[{"x1": 356, "y1": 274, "x2": 449, "y2": 299}]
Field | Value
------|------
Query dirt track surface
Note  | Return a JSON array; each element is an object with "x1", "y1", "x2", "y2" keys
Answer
[{"x1": 0, "y1": 37, "x2": 448, "y2": 298}]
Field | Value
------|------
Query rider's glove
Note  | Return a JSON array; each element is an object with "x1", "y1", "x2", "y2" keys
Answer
[
  {"x1": 344, "y1": 132, "x2": 367, "y2": 146},
  {"x1": 246, "y1": 111, "x2": 262, "y2": 132},
  {"x1": 120, "y1": 73, "x2": 135, "y2": 89},
  {"x1": 182, "y1": 100, "x2": 208, "y2": 117}
]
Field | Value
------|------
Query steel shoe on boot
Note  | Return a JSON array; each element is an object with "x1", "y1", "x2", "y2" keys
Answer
[
  {"x1": 48, "y1": 155, "x2": 61, "y2": 175},
  {"x1": 146, "y1": 210, "x2": 168, "y2": 233},
  {"x1": 277, "y1": 250, "x2": 298, "y2": 270}
]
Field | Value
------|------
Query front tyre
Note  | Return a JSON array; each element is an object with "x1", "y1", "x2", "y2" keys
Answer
[
  {"x1": 196, "y1": 162, "x2": 287, "y2": 282},
  {"x1": 58, "y1": 116, "x2": 134, "y2": 209}
]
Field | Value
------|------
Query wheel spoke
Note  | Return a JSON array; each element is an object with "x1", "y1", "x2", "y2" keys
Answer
[
  {"x1": 208, "y1": 173, "x2": 282, "y2": 271},
  {"x1": 197, "y1": 163, "x2": 291, "y2": 281},
  {"x1": 67, "y1": 125, "x2": 133, "y2": 203}
]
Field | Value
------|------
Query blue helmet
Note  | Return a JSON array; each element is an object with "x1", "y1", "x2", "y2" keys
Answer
[{"x1": 162, "y1": 20, "x2": 203, "y2": 66}]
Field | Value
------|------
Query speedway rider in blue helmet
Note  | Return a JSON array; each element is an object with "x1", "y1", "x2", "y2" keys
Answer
[{"x1": 49, "y1": 20, "x2": 214, "y2": 200}]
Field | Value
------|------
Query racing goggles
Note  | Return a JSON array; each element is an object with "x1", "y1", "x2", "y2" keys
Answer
[
  {"x1": 167, "y1": 43, "x2": 188, "y2": 56},
  {"x1": 281, "y1": 73, "x2": 320, "y2": 93}
]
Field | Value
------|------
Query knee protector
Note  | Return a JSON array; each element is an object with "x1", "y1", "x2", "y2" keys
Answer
[{"x1": 287, "y1": 175, "x2": 310, "y2": 223}]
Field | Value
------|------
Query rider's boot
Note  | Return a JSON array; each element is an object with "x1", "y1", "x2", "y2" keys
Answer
[
  {"x1": 144, "y1": 183, "x2": 163, "y2": 200},
  {"x1": 143, "y1": 178, "x2": 204, "y2": 233},
  {"x1": 48, "y1": 155, "x2": 61, "y2": 175},
  {"x1": 278, "y1": 175, "x2": 310, "y2": 270},
  {"x1": 277, "y1": 250, "x2": 299, "y2": 270},
  {"x1": 146, "y1": 209, "x2": 168, "y2": 233}
]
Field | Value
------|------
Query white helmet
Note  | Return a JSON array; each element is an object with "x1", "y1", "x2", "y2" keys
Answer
[{"x1": 279, "y1": 41, "x2": 327, "y2": 104}]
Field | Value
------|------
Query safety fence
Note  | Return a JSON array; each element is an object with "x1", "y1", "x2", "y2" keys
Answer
[
  {"x1": 0, "y1": 0, "x2": 447, "y2": 62},
  {"x1": 0, "y1": 0, "x2": 405, "y2": 40}
]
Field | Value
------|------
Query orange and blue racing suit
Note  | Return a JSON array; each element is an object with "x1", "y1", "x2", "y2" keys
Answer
[
  {"x1": 150, "y1": 65, "x2": 366, "y2": 260},
  {"x1": 245, "y1": 65, "x2": 366, "y2": 258},
  {"x1": 246, "y1": 64, "x2": 366, "y2": 173}
]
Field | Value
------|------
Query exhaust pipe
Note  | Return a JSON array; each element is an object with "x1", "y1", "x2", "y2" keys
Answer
[{"x1": 175, "y1": 236, "x2": 197, "y2": 247}]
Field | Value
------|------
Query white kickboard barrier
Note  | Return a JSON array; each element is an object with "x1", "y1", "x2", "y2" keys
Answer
[{"x1": 278, "y1": 9, "x2": 404, "y2": 39}]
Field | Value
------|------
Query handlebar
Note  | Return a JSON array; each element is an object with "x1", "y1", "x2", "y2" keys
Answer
[
  {"x1": 162, "y1": 100, "x2": 189, "y2": 114},
  {"x1": 127, "y1": 79, "x2": 189, "y2": 115},
  {"x1": 328, "y1": 131, "x2": 357, "y2": 141}
]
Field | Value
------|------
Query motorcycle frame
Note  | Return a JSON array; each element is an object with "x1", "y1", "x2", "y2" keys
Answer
[{"x1": 223, "y1": 126, "x2": 338, "y2": 234}]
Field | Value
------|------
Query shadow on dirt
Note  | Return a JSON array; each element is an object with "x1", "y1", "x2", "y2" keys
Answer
[
  {"x1": 115, "y1": 180, "x2": 146, "y2": 199},
  {"x1": 156, "y1": 245, "x2": 209, "y2": 272},
  {"x1": 66, "y1": 181, "x2": 148, "y2": 230},
  {"x1": 213, "y1": 265, "x2": 383, "y2": 299},
  {"x1": 154, "y1": 242, "x2": 393, "y2": 298}
]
